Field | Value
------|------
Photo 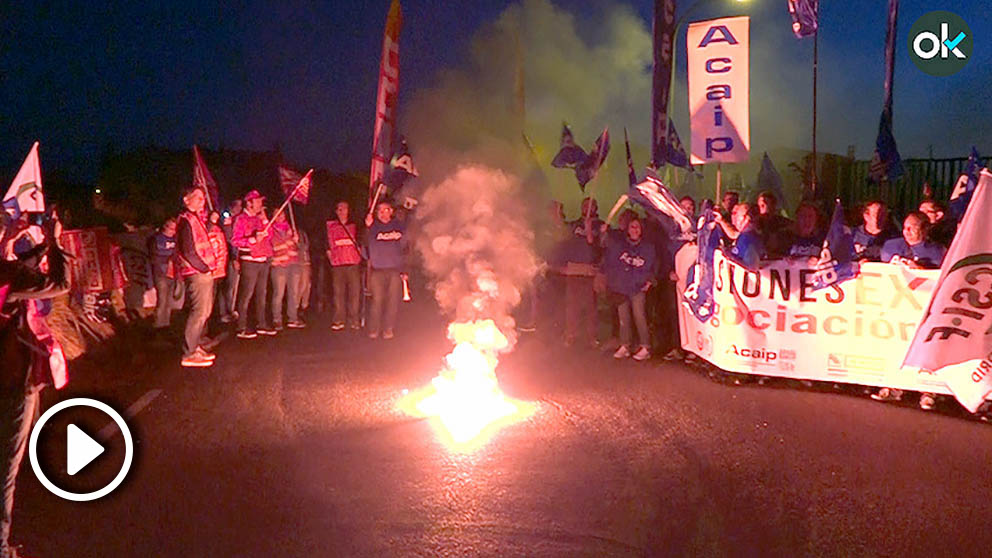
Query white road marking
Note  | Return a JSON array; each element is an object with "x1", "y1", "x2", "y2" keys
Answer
[{"x1": 97, "y1": 389, "x2": 163, "y2": 441}]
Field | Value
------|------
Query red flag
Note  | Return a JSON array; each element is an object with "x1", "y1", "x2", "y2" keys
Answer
[
  {"x1": 369, "y1": 0, "x2": 403, "y2": 205},
  {"x1": 278, "y1": 166, "x2": 303, "y2": 197},
  {"x1": 193, "y1": 145, "x2": 220, "y2": 210},
  {"x1": 288, "y1": 169, "x2": 313, "y2": 205}
]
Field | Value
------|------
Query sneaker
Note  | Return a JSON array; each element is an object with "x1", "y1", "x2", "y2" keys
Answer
[
  {"x1": 368, "y1": 331, "x2": 379, "y2": 340},
  {"x1": 236, "y1": 329, "x2": 258, "y2": 339},
  {"x1": 181, "y1": 353, "x2": 214, "y2": 368},
  {"x1": 663, "y1": 348, "x2": 685, "y2": 361},
  {"x1": 273, "y1": 323, "x2": 284, "y2": 332},
  {"x1": 287, "y1": 321, "x2": 306, "y2": 329},
  {"x1": 220, "y1": 314, "x2": 234, "y2": 324},
  {"x1": 919, "y1": 392, "x2": 936, "y2": 411},
  {"x1": 871, "y1": 387, "x2": 903, "y2": 402},
  {"x1": 613, "y1": 345, "x2": 631, "y2": 359},
  {"x1": 382, "y1": 329, "x2": 394, "y2": 340},
  {"x1": 632, "y1": 346, "x2": 651, "y2": 361},
  {"x1": 331, "y1": 322, "x2": 345, "y2": 331},
  {"x1": 257, "y1": 327, "x2": 277, "y2": 336},
  {"x1": 349, "y1": 323, "x2": 361, "y2": 331},
  {"x1": 195, "y1": 347, "x2": 216, "y2": 361},
  {"x1": 518, "y1": 323, "x2": 536, "y2": 333}
]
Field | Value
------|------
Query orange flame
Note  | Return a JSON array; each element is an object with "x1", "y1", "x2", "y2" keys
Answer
[{"x1": 399, "y1": 319, "x2": 535, "y2": 451}]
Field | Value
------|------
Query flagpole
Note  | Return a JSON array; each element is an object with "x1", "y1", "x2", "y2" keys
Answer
[
  {"x1": 716, "y1": 163, "x2": 722, "y2": 203},
  {"x1": 811, "y1": 7, "x2": 819, "y2": 198},
  {"x1": 288, "y1": 202, "x2": 298, "y2": 235}
]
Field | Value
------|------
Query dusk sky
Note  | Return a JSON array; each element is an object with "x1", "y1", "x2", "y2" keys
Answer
[{"x1": 2, "y1": 0, "x2": 989, "y2": 183}]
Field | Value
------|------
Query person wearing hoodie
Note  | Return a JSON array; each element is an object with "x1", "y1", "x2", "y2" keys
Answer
[{"x1": 603, "y1": 215, "x2": 657, "y2": 361}]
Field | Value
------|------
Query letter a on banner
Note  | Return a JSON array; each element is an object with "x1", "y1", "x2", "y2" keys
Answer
[{"x1": 687, "y1": 16, "x2": 750, "y2": 165}]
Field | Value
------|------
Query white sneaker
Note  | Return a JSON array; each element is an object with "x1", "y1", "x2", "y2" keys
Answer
[
  {"x1": 613, "y1": 345, "x2": 631, "y2": 359},
  {"x1": 632, "y1": 346, "x2": 651, "y2": 361}
]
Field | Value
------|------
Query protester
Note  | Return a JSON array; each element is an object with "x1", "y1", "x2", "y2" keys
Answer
[
  {"x1": 603, "y1": 215, "x2": 656, "y2": 361},
  {"x1": 297, "y1": 229, "x2": 312, "y2": 320},
  {"x1": 679, "y1": 196, "x2": 697, "y2": 221},
  {"x1": 756, "y1": 191, "x2": 793, "y2": 258},
  {"x1": 365, "y1": 199, "x2": 407, "y2": 339},
  {"x1": 853, "y1": 200, "x2": 896, "y2": 262},
  {"x1": 269, "y1": 211, "x2": 304, "y2": 330},
  {"x1": 231, "y1": 190, "x2": 275, "y2": 339},
  {"x1": 148, "y1": 217, "x2": 177, "y2": 332},
  {"x1": 716, "y1": 203, "x2": 765, "y2": 269},
  {"x1": 222, "y1": 199, "x2": 243, "y2": 323},
  {"x1": 174, "y1": 187, "x2": 218, "y2": 368},
  {"x1": 719, "y1": 191, "x2": 739, "y2": 219},
  {"x1": 206, "y1": 210, "x2": 231, "y2": 323},
  {"x1": 787, "y1": 202, "x2": 825, "y2": 259},
  {"x1": 918, "y1": 199, "x2": 957, "y2": 247},
  {"x1": 1, "y1": 221, "x2": 68, "y2": 558},
  {"x1": 880, "y1": 211, "x2": 947, "y2": 269},
  {"x1": 326, "y1": 201, "x2": 363, "y2": 331},
  {"x1": 560, "y1": 197, "x2": 602, "y2": 347}
]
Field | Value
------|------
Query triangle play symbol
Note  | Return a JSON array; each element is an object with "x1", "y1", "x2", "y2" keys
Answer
[{"x1": 67, "y1": 424, "x2": 105, "y2": 476}]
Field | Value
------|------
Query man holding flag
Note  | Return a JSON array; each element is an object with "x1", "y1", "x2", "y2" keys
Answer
[
  {"x1": 232, "y1": 190, "x2": 275, "y2": 339},
  {"x1": 175, "y1": 186, "x2": 219, "y2": 368}
]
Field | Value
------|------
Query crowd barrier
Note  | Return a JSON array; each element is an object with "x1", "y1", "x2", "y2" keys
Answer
[{"x1": 674, "y1": 245, "x2": 963, "y2": 396}]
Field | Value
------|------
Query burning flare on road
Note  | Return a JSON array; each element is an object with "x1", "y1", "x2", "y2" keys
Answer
[{"x1": 400, "y1": 320, "x2": 534, "y2": 450}]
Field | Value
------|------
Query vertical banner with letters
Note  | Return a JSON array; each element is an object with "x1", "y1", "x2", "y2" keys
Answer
[
  {"x1": 652, "y1": 0, "x2": 676, "y2": 168},
  {"x1": 369, "y1": 0, "x2": 403, "y2": 203},
  {"x1": 687, "y1": 16, "x2": 750, "y2": 164}
]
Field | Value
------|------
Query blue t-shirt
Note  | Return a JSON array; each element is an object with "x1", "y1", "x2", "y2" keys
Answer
[
  {"x1": 559, "y1": 218, "x2": 602, "y2": 264},
  {"x1": 853, "y1": 225, "x2": 896, "y2": 262},
  {"x1": 880, "y1": 238, "x2": 946, "y2": 269},
  {"x1": 729, "y1": 227, "x2": 764, "y2": 269},
  {"x1": 603, "y1": 235, "x2": 657, "y2": 297},
  {"x1": 149, "y1": 232, "x2": 176, "y2": 277},
  {"x1": 368, "y1": 219, "x2": 407, "y2": 270},
  {"x1": 788, "y1": 232, "x2": 825, "y2": 258}
]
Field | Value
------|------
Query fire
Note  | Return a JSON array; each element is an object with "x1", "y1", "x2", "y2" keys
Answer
[{"x1": 399, "y1": 319, "x2": 535, "y2": 450}]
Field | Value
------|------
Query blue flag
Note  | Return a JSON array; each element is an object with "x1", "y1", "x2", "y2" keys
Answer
[
  {"x1": 383, "y1": 138, "x2": 419, "y2": 193},
  {"x1": 787, "y1": 0, "x2": 818, "y2": 38},
  {"x1": 552, "y1": 124, "x2": 611, "y2": 190},
  {"x1": 755, "y1": 152, "x2": 785, "y2": 209},
  {"x1": 811, "y1": 200, "x2": 859, "y2": 290},
  {"x1": 868, "y1": 107, "x2": 903, "y2": 184},
  {"x1": 666, "y1": 120, "x2": 692, "y2": 170},
  {"x1": 949, "y1": 146, "x2": 981, "y2": 221},
  {"x1": 682, "y1": 200, "x2": 719, "y2": 321}
]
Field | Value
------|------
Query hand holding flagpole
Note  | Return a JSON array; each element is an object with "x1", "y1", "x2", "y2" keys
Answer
[{"x1": 264, "y1": 169, "x2": 312, "y2": 233}]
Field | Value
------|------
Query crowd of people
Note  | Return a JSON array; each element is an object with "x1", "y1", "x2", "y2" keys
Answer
[
  {"x1": 146, "y1": 187, "x2": 410, "y2": 368},
  {"x1": 536, "y1": 187, "x2": 961, "y2": 410}
]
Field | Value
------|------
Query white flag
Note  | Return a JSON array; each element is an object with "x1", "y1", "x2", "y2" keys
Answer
[
  {"x1": 3, "y1": 141, "x2": 44, "y2": 216},
  {"x1": 904, "y1": 168, "x2": 992, "y2": 412}
]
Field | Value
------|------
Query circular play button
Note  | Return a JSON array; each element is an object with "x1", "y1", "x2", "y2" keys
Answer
[{"x1": 28, "y1": 398, "x2": 134, "y2": 502}]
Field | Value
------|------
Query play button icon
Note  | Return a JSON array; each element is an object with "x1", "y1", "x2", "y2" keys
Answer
[
  {"x1": 66, "y1": 424, "x2": 105, "y2": 476},
  {"x1": 29, "y1": 398, "x2": 134, "y2": 502}
]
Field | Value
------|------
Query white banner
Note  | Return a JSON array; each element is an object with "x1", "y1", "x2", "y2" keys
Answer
[
  {"x1": 674, "y1": 247, "x2": 973, "y2": 396},
  {"x1": 687, "y1": 16, "x2": 750, "y2": 165}
]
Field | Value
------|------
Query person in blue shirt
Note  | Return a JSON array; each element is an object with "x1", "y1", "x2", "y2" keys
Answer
[
  {"x1": 147, "y1": 217, "x2": 177, "y2": 331},
  {"x1": 716, "y1": 203, "x2": 765, "y2": 269},
  {"x1": 365, "y1": 199, "x2": 408, "y2": 340},
  {"x1": 604, "y1": 215, "x2": 657, "y2": 361},
  {"x1": 880, "y1": 211, "x2": 946, "y2": 269},
  {"x1": 853, "y1": 200, "x2": 897, "y2": 262},
  {"x1": 787, "y1": 202, "x2": 825, "y2": 261},
  {"x1": 560, "y1": 197, "x2": 602, "y2": 348}
]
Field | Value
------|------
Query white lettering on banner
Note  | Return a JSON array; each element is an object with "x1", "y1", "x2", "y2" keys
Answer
[
  {"x1": 687, "y1": 16, "x2": 750, "y2": 165},
  {"x1": 674, "y1": 247, "x2": 970, "y2": 395},
  {"x1": 376, "y1": 231, "x2": 403, "y2": 241}
]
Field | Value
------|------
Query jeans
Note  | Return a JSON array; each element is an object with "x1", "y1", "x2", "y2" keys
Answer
[
  {"x1": 565, "y1": 275, "x2": 597, "y2": 344},
  {"x1": 368, "y1": 268, "x2": 401, "y2": 334},
  {"x1": 183, "y1": 272, "x2": 215, "y2": 357},
  {"x1": 270, "y1": 264, "x2": 301, "y2": 326},
  {"x1": 331, "y1": 264, "x2": 362, "y2": 327},
  {"x1": 652, "y1": 278, "x2": 680, "y2": 353},
  {"x1": 236, "y1": 260, "x2": 270, "y2": 331},
  {"x1": 299, "y1": 263, "x2": 311, "y2": 312},
  {"x1": 617, "y1": 290, "x2": 650, "y2": 349},
  {"x1": 214, "y1": 278, "x2": 231, "y2": 319},
  {"x1": 153, "y1": 273, "x2": 175, "y2": 328},
  {"x1": 1, "y1": 382, "x2": 41, "y2": 557},
  {"x1": 226, "y1": 259, "x2": 240, "y2": 314}
]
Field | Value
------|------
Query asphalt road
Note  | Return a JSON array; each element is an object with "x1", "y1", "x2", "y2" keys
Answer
[{"x1": 13, "y1": 297, "x2": 992, "y2": 557}]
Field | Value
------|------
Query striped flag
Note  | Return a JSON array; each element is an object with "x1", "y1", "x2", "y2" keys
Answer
[
  {"x1": 3, "y1": 141, "x2": 44, "y2": 218},
  {"x1": 280, "y1": 168, "x2": 313, "y2": 205},
  {"x1": 369, "y1": 0, "x2": 403, "y2": 203},
  {"x1": 193, "y1": 145, "x2": 220, "y2": 210},
  {"x1": 627, "y1": 174, "x2": 693, "y2": 234}
]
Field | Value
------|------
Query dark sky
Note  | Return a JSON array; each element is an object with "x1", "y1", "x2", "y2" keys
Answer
[{"x1": 2, "y1": 0, "x2": 989, "y2": 183}]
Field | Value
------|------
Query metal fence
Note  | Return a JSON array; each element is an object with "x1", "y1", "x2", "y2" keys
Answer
[{"x1": 841, "y1": 156, "x2": 990, "y2": 216}]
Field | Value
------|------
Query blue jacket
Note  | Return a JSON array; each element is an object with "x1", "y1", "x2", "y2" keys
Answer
[
  {"x1": 853, "y1": 225, "x2": 896, "y2": 261},
  {"x1": 881, "y1": 238, "x2": 946, "y2": 269},
  {"x1": 788, "y1": 232, "x2": 825, "y2": 258},
  {"x1": 559, "y1": 218, "x2": 602, "y2": 264},
  {"x1": 148, "y1": 231, "x2": 176, "y2": 277},
  {"x1": 368, "y1": 219, "x2": 407, "y2": 270},
  {"x1": 604, "y1": 235, "x2": 657, "y2": 297}
]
